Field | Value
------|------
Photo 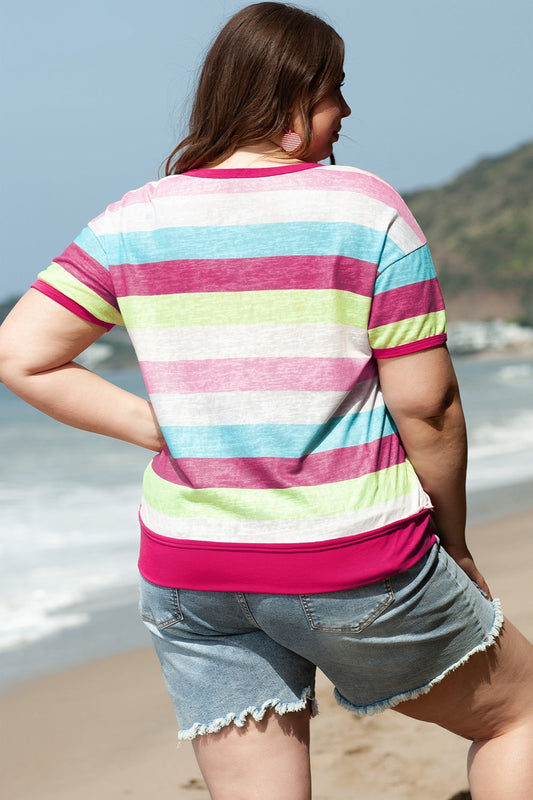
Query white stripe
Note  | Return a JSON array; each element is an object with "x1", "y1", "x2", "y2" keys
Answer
[
  {"x1": 91, "y1": 188, "x2": 423, "y2": 249},
  {"x1": 152, "y1": 383, "x2": 381, "y2": 427},
  {"x1": 387, "y1": 215, "x2": 424, "y2": 253},
  {"x1": 129, "y1": 323, "x2": 371, "y2": 362},
  {"x1": 140, "y1": 490, "x2": 431, "y2": 544}
]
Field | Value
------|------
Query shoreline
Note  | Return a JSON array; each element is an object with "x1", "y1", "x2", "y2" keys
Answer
[
  {"x1": 0, "y1": 583, "x2": 148, "y2": 693},
  {"x1": 1, "y1": 506, "x2": 532, "y2": 800},
  {"x1": 1, "y1": 477, "x2": 532, "y2": 695}
]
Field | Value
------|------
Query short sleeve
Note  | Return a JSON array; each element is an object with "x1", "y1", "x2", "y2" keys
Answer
[
  {"x1": 32, "y1": 223, "x2": 124, "y2": 329},
  {"x1": 368, "y1": 206, "x2": 447, "y2": 358}
]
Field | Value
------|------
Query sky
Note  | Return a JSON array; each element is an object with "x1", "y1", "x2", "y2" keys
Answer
[{"x1": 1, "y1": 0, "x2": 532, "y2": 299}]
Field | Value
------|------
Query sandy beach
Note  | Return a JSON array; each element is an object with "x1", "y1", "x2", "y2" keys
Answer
[{"x1": 2, "y1": 508, "x2": 532, "y2": 800}]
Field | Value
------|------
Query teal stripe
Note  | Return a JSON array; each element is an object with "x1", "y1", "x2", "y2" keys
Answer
[
  {"x1": 161, "y1": 406, "x2": 397, "y2": 459},
  {"x1": 375, "y1": 244, "x2": 436, "y2": 294},
  {"x1": 97, "y1": 222, "x2": 386, "y2": 265},
  {"x1": 74, "y1": 226, "x2": 108, "y2": 266}
]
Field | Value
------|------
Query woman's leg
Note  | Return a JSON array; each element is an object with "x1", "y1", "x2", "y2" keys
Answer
[
  {"x1": 394, "y1": 619, "x2": 533, "y2": 799},
  {"x1": 192, "y1": 706, "x2": 312, "y2": 800}
]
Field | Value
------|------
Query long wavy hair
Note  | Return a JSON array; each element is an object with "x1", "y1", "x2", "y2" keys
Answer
[{"x1": 164, "y1": 2, "x2": 345, "y2": 174}]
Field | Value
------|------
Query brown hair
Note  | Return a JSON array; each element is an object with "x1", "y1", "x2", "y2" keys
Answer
[{"x1": 164, "y1": 2, "x2": 344, "y2": 174}]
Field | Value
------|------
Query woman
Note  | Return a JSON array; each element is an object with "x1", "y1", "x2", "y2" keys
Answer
[{"x1": 0, "y1": 4, "x2": 532, "y2": 798}]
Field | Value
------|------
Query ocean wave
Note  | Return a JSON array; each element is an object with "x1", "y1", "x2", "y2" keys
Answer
[
  {"x1": 495, "y1": 364, "x2": 533, "y2": 384},
  {"x1": 468, "y1": 410, "x2": 533, "y2": 458},
  {"x1": 466, "y1": 410, "x2": 533, "y2": 491},
  {"x1": 0, "y1": 601, "x2": 89, "y2": 651},
  {"x1": 0, "y1": 482, "x2": 141, "y2": 652}
]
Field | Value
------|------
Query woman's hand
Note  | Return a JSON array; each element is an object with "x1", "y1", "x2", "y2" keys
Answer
[
  {"x1": 441, "y1": 542, "x2": 493, "y2": 600},
  {"x1": 0, "y1": 289, "x2": 164, "y2": 452}
]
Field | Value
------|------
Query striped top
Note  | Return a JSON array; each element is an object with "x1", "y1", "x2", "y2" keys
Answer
[{"x1": 33, "y1": 162, "x2": 447, "y2": 593}]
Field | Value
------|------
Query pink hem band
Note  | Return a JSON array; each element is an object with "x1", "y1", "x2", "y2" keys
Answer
[
  {"x1": 31, "y1": 281, "x2": 114, "y2": 330},
  {"x1": 138, "y1": 512, "x2": 435, "y2": 593},
  {"x1": 373, "y1": 333, "x2": 447, "y2": 359}
]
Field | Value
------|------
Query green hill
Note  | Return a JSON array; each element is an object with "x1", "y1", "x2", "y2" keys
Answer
[{"x1": 405, "y1": 140, "x2": 533, "y2": 323}]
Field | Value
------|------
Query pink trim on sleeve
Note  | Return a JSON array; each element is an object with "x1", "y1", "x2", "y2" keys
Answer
[
  {"x1": 31, "y1": 280, "x2": 114, "y2": 330},
  {"x1": 373, "y1": 333, "x2": 447, "y2": 359}
]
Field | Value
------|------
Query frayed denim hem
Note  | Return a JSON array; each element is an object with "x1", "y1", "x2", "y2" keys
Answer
[
  {"x1": 334, "y1": 597, "x2": 504, "y2": 717},
  {"x1": 178, "y1": 686, "x2": 317, "y2": 741}
]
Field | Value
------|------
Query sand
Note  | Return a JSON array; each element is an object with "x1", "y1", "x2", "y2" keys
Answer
[{"x1": 2, "y1": 509, "x2": 532, "y2": 800}]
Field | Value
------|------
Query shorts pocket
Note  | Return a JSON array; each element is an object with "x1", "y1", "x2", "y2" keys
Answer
[
  {"x1": 299, "y1": 579, "x2": 394, "y2": 633},
  {"x1": 139, "y1": 575, "x2": 184, "y2": 629}
]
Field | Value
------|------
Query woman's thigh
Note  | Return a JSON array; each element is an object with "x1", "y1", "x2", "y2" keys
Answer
[
  {"x1": 393, "y1": 617, "x2": 533, "y2": 740},
  {"x1": 192, "y1": 707, "x2": 312, "y2": 800}
]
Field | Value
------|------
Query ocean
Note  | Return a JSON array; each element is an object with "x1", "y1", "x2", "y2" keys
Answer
[{"x1": 1, "y1": 356, "x2": 533, "y2": 686}]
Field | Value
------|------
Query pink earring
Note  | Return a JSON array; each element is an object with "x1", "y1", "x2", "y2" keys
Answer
[{"x1": 281, "y1": 130, "x2": 302, "y2": 152}]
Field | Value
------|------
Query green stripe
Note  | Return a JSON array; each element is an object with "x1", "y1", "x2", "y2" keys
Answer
[
  {"x1": 119, "y1": 289, "x2": 370, "y2": 329},
  {"x1": 142, "y1": 462, "x2": 418, "y2": 520},
  {"x1": 38, "y1": 264, "x2": 123, "y2": 325},
  {"x1": 369, "y1": 310, "x2": 446, "y2": 350}
]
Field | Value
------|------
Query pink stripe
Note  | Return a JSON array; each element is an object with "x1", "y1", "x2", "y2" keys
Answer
[
  {"x1": 141, "y1": 357, "x2": 375, "y2": 393},
  {"x1": 31, "y1": 281, "x2": 114, "y2": 330},
  {"x1": 55, "y1": 242, "x2": 119, "y2": 310},
  {"x1": 111, "y1": 255, "x2": 376, "y2": 297},
  {"x1": 373, "y1": 334, "x2": 447, "y2": 359},
  {"x1": 102, "y1": 165, "x2": 322, "y2": 213},
  {"x1": 369, "y1": 278, "x2": 445, "y2": 329},
  {"x1": 311, "y1": 169, "x2": 426, "y2": 240},
  {"x1": 138, "y1": 511, "x2": 435, "y2": 593},
  {"x1": 151, "y1": 434, "x2": 405, "y2": 489}
]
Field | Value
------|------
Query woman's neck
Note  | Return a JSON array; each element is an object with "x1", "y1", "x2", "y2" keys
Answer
[{"x1": 208, "y1": 144, "x2": 304, "y2": 169}]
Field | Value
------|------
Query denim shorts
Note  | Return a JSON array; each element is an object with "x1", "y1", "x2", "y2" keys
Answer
[{"x1": 139, "y1": 541, "x2": 503, "y2": 741}]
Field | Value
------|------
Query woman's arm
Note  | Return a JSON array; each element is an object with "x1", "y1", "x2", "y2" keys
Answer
[
  {"x1": 0, "y1": 289, "x2": 165, "y2": 452},
  {"x1": 377, "y1": 344, "x2": 491, "y2": 597}
]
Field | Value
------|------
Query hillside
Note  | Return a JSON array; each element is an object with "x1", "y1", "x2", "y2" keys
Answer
[{"x1": 405, "y1": 140, "x2": 533, "y2": 322}]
